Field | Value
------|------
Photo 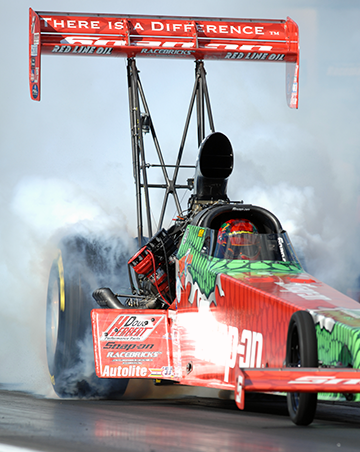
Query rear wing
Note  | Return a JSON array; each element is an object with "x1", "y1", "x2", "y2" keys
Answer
[{"x1": 29, "y1": 8, "x2": 299, "y2": 107}]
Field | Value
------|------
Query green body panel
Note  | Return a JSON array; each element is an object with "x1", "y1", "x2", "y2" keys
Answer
[
  {"x1": 178, "y1": 225, "x2": 303, "y2": 297},
  {"x1": 314, "y1": 312, "x2": 360, "y2": 402}
]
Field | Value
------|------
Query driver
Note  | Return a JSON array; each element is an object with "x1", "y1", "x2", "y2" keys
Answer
[{"x1": 214, "y1": 219, "x2": 260, "y2": 260}]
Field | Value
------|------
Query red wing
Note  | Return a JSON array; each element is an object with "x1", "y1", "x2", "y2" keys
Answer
[
  {"x1": 29, "y1": 8, "x2": 299, "y2": 107},
  {"x1": 235, "y1": 367, "x2": 360, "y2": 409}
]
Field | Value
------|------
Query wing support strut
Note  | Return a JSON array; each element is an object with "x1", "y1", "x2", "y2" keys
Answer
[{"x1": 127, "y1": 58, "x2": 215, "y2": 246}]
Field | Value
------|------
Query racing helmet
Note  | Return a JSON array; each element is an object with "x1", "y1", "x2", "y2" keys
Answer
[{"x1": 215, "y1": 219, "x2": 260, "y2": 260}]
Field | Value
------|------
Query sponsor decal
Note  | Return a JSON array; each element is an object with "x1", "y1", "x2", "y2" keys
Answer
[
  {"x1": 32, "y1": 84, "x2": 39, "y2": 99},
  {"x1": 52, "y1": 45, "x2": 113, "y2": 55},
  {"x1": 148, "y1": 366, "x2": 174, "y2": 379},
  {"x1": 106, "y1": 351, "x2": 162, "y2": 358},
  {"x1": 51, "y1": 38, "x2": 277, "y2": 55},
  {"x1": 92, "y1": 311, "x2": 171, "y2": 380},
  {"x1": 288, "y1": 375, "x2": 360, "y2": 385},
  {"x1": 149, "y1": 22, "x2": 265, "y2": 36},
  {"x1": 275, "y1": 281, "x2": 331, "y2": 301},
  {"x1": 30, "y1": 68, "x2": 39, "y2": 84},
  {"x1": 31, "y1": 44, "x2": 38, "y2": 57},
  {"x1": 40, "y1": 17, "x2": 267, "y2": 37},
  {"x1": 277, "y1": 237, "x2": 287, "y2": 261},
  {"x1": 101, "y1": 364, "x2": 174, "y2": 378},
  {"x1": 41, "y1": 18, "x2": 125, "y2": 30},
  {"x1": 100, "y1": 314, "x2": 164, "y2": 341},
  {"x1": 60, "y1": 37, "x2": 126, "y2": 47},
  {"x1": 222, "y1": 325, "x2": 263, "y2": 382},
  {"x1": 140, "y1": 48, "x2": 194, "y2": 56},
  {"x1": 237, "y1": 329, "x2": 263, "y2": 369},
  {"x1": 102, "y1": 365, "x2": 148, "y2": 377},
  {"x1": 103, "y1": 342, "x2": 154, "y2": 350},
  {"x1": 31, "y1": 16, "x2": 36, "y2": 34},
  {"x1": 225, "y1": 52, "x2": 284, "y2": 61}
]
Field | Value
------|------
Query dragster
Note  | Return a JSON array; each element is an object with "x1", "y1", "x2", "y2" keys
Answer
[{"x1": 30, "y1": 9, "x2": 360, "y2": 426}]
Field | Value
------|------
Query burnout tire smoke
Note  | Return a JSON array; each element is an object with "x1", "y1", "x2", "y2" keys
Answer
[
  {"x1": 46, "y1": 235, "x2": 130, "y2": 398},
  {"x1": 286, "y1": 311, "x2": 318, "y2": 425}
]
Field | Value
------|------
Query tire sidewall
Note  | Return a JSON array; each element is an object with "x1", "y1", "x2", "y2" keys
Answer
[
  {"x1": 46, "y1": 237, "x2": 129, "y2": 398},
  {"x1": 46, "y1": 251, "x2": 85, "y2": 394},
  {"x1": 285, "y1": 310, "x2": 318, "y2": 426}
]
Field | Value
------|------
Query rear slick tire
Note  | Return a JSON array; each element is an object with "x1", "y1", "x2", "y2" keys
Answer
[
  {"x1": 46, "y1": 236, "x2": 129, "y2": 398},
  {"x1": 285, "y1": 310, "x2": 318, "y2": 426}
]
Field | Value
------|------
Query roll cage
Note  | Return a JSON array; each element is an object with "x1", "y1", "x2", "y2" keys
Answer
[
  {"x1": 191, "y1": 203, "x2": 284, "y2": 233},
  {"x1": 190, "y1": 203, "x2": 300, "y2": 263}
]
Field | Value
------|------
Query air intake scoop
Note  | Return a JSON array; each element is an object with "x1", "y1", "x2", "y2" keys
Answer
[{"x1": 193, "y1": 132, "x2": 233, "y2": 201}]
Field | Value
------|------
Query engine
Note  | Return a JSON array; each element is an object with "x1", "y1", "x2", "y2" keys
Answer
[{"x1": 128, "y1": 228, "x2": 178, "y2": 306}]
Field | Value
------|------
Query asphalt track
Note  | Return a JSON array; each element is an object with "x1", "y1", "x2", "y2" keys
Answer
[{"x1": 0, "y1": 386, "x2": 359, "y2": 452}]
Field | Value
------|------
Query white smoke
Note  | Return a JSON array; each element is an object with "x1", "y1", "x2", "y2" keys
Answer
[
  {"x1": 12, "y1": 177, "x2": 105, "y2": 236},
  {"x1": 236, "y1": 183, "x2": 349, "y2": 285},
  {"x1": 1, "y1": 1, "x2": 360, "y2": 398},
  {"x1": 0, "y1": 176, "x2": 136, "y2": 396}
]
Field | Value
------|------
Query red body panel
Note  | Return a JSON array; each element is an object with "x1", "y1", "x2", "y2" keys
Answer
[
  {"x1": 174, "y1": 275, "x2": 295, "y2": 388},
  {"x1": 174, "y1": 268, "x2": 360, "y2": 389},
  {"x1": 91, "y1": 266, "x2": 360, "y2": 399},
  {"x1": 91, "y1": 302, "x2": 360, "y2": 404},
  {"x1": 91, "y1": 309, "x2": 179, "y2": 381}
]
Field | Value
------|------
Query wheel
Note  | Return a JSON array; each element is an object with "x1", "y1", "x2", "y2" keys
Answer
[
  {"x1": 46, "y1": 235, "x2": 130, "y2": 398},
  {"x1": 285, "y1": 310, "x2": 318, "y2": 426}
]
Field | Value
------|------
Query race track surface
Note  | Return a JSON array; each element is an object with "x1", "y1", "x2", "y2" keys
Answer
[{"x1": 0, "y1": 387, "x2": 359, "y2": 452}]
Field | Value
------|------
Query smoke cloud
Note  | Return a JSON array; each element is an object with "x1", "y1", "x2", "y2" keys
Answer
[{"x1": 1, "y1": 1, "x2": 360, "y2": 398}]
